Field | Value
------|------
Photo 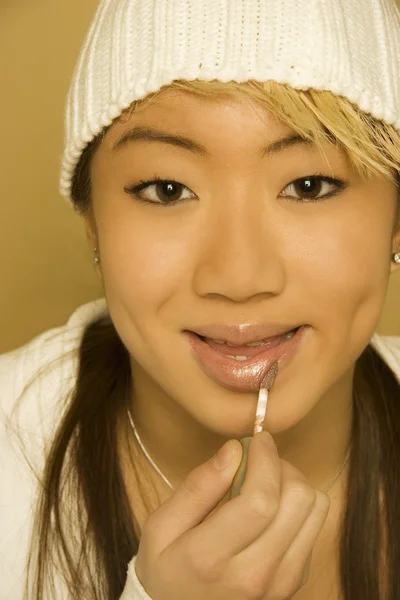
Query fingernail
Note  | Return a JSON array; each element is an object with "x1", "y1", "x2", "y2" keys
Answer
[{"x1": 213, "y1": 441, "x2": 234, "y2": 470}]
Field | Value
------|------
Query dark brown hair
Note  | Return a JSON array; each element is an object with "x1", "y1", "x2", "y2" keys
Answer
[{"x1": 26, "y1": 80, "x2": 400, "y2": 599}]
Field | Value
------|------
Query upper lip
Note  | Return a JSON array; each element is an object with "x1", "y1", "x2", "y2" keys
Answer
[{"x1": 189, "y1": 323, "x2": 302, "y2": 346}]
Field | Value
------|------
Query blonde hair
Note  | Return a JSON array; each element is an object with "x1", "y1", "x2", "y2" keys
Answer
[{"x1": 116, "y1": 79, "x2": 400, "y2": 186}]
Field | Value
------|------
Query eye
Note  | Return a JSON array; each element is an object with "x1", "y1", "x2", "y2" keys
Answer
[
  {"x1": 125, "y1": 173, "x2": 347, "y2": 206},
  {"x1": 125, "y1": 177, "x2": 196, "y2": 205},
  {"x1": 280, "y1": 175, "x2": 346, "y2": 202}
]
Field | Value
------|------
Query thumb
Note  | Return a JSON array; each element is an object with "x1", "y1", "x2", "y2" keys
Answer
[{"x1": 143, "y1": 439, "x2": 242, "y2": 554}]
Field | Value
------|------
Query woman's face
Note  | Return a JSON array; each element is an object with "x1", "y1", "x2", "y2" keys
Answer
[{"x1": 87, "y1": 88, "x2": 399, "y2": 439}]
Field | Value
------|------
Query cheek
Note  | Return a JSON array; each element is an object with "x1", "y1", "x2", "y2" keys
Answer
[
  {"x1": 290, "y1": 200, "x2": 391, "y2": 334},
  {"x1": 97, "y1": 209, "x2": 193, "y2": 302}
]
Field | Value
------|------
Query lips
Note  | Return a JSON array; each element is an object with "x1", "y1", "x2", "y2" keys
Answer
[{"x1": 185, "y1": 325, "x2": 308, "y2": 392}]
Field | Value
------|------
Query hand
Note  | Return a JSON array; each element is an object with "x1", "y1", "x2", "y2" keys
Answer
[{"x1": 134, "y1": 431, "x2": 330, "y2": 600}]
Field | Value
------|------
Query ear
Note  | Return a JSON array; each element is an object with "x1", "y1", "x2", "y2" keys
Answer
[
  {"x1": 390, "y1": 191, "x2": 400, "y2": 273},
  {"x1": 84, "y1": 214, "x2": 97, "y2": 247},
  {"x1": 83, "y1": 214, "x2": 102, "y2": 279},
  {"x1": 390, "y1": 236, "x2": 400, "y2": 275},
  {"x1": 391, "y1": 247, "x2": 400, "y2": 273}
]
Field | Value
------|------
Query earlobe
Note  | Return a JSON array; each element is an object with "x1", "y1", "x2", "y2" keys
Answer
[
  {"x1": 91, "y1": 245, "x2": 102, "y2": 279},
  {"x1": 391, "y1": 251, "x2": 400, "y2": 273}
]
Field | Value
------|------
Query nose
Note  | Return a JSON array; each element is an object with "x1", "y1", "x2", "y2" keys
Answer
[{"x1": 192, "y1": 195, "x2": 286, "y2": 302}]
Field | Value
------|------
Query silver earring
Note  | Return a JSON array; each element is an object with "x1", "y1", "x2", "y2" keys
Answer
[
  {"x1": 393, "y1": 252, "x2": 400, "y2": 264},
  {"x1": 93, "y1": 247, "x2": 100, "y2": 265}
]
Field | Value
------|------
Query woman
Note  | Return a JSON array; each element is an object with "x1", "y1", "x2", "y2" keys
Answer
[{"x1": 1, "y1": 0, "x2": 400, "y2": 598}]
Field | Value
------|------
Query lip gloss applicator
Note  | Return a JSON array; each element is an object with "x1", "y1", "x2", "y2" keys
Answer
[{"x1": 229, "y1": 360, "x2": 279, "y2": 499}]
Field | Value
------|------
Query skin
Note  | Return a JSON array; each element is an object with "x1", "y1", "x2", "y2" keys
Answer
[{"x1": 84, "y1": 88, "x2": 400, "y2": 510}]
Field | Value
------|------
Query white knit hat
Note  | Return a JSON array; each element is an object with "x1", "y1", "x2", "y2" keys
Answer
[{"x1": 59, "y1": 0, "x2": 400, "y2": 205}]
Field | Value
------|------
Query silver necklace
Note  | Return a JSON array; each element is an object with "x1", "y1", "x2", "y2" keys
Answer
[{"x1": 127, "y1": 409, "x2": 351, "y2": 494}]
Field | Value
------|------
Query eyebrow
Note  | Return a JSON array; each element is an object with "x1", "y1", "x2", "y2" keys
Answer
[{"x1": 112, "y1": 126, "x2": 315, "y2": 158}]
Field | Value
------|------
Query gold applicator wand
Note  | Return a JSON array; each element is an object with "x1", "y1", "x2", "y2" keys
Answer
[{"x1": 229, "y1": 360, "x2": 280, "y2": 499}]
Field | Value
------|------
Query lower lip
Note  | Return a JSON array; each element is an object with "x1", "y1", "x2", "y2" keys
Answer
[{"x1": 185, "y1": 326, "x2": 308, "y2": 393}]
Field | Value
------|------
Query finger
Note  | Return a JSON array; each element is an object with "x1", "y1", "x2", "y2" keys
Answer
[
  {"x1": 176, "y1": 432, "x2": 282, "y2": 560},
  {"x1": 267, "y1": 490, "x2": 330, "y2": 593},
  {"x1": 141, "y1": 438, "x2": 242, "y2": 555},
  {"x1": 231, "y1": 488, "x2": 330, "y2": 598},
  {"x1": 239, "y1": 431, "x2": 282, "y2": 499},
  {"x1": 230, "y1": 471, "x2": 321, "y2": 572}
]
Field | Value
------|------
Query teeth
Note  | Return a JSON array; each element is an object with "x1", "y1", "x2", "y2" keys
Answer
[
  {"x1": 226, "y1": 339, "x2": 265, "y2": 347},
  {"x1": 207, "y1": 328, "x2": 299, "y2": 361},
  {"x1": 209, "y1": 328, "x2": 298, "y2": 347}
]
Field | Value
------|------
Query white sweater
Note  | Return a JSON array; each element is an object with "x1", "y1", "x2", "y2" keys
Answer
[{"x1": 1, "y1": 298, "x2": 400, "y2": 600}]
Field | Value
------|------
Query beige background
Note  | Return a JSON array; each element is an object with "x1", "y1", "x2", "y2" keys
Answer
[{"x1": 1, "y1": 1, "x2": 399, "y2": 354}]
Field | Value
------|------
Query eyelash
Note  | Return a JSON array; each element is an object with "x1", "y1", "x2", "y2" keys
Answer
[{"x1": 124, "y1": 173, "x2": 347, "y2": 206}]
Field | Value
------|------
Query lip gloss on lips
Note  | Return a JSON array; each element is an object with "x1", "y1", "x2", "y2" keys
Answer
[{"x1": 229, "y1": 361, "x2": 279, "y2": 499}]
